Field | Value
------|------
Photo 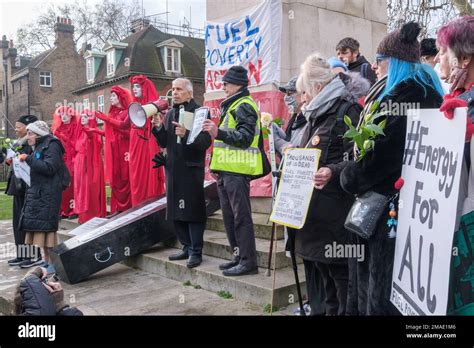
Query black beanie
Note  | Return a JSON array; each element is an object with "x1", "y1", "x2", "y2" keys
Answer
[
  {"x1": 420, "y1": 38, "x2": 438, "y2": 57},
  {"x1": 17, "y1": 114, "x2": 38, "y2": 126},
  {"x1": 377, "y1": 22, "x2": 421, "y2": 62},
  {"x1": 222, "y1": 66, "x2": 248, "y2": 86}
]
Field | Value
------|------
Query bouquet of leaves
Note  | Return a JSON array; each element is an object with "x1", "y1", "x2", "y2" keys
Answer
[
  {"x1": 0, "y1": 136, "x2": 13, "y2": 149},
  {"x1": 261, "y1": 112, "x2": 284, "y2": 139},
  {"x1": 343, "y1": 101, "x2": 388, "y2": 161}
]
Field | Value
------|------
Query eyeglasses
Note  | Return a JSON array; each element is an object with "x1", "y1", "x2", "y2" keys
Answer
[{"x1": 375, "y1": 54, "x2": 389, "y2": 65}]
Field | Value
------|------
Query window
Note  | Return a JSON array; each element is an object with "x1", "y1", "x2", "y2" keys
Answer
[
  {"x1": 83, "y1": 98, "x2": 89, "y2": 109},
  {"x1": 165, "y1": 47, "x2": 180, "y2": 73},
  {"x1": 107, "y1": 50, "x2": 115, "y2": 76},
  {"x1": 97, "y1": 95, "x2": 104, "y2": 112},
  {"x1": 39, "y1": 72, "x2": 52, "y2": 87},
  {"x1": 86, "y1": 58, "x2": 94, "y2": 83},
  {"x1": 166, "y1": 89, "x2": 172, "y2": 106}
]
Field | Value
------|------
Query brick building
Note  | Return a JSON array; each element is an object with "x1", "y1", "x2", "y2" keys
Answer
[
  {"x1": 72, "y1": 20, "x2": 205, "y2": 113},
  {"x1": 0, "y1": 17, "x2": 86, "y2": 137}
]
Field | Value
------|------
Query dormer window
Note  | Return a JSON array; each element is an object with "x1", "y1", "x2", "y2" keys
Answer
[
  {"x1": 86, "y1": 58, "x2": 94, "y2": 82},
  {"x1": 84, "y1": 50, "x2": 105, "y2": 84},
  {"x1": 156, "y1": 39, "x2": 184, "y2": 74},
  {"x1": 107, "y1": 50, "x2": 115, "y2": 76},
  {"x1": 103, "y1": 41, "x2": 128, "y2": 78},
  {"x1": 165, "y1": 47, "x2": 180, "y2": 73}
]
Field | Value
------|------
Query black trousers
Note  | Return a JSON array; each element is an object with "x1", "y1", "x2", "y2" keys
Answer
[
  {"x1": 302, "y1": 259, "x2": 327, "y2": 315},
  {"x1": 314, "y1": 261, "x2": 348, "y2": 315},
  {"x1": 174, "y1": 221, "x2": 205, "y2": 257},
  {"x1": 217, "y1": 173, "x2": 257, "y2": 268}
]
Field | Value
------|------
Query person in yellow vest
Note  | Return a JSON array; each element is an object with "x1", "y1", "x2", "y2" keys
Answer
[{"x1": 203, "y1": 66, "x2": 264, "y2": 276}]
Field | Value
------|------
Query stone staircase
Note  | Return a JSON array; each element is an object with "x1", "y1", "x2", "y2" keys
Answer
[{"x1": 58, "y1": 198, "x2": 306, "y2": 309}]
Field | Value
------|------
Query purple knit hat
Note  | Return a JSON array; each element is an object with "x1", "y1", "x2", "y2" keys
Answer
[{"x1": 377, "y1": 22, "x2": 421, "y2": 62}]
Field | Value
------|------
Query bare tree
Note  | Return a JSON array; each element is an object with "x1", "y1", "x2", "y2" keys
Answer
[
  {"x1": 15, "y1": 0, "x2": 140, "y2": 57},
  {"x1": 387, "y1": 0, "x2": 473, "y2": 38}
]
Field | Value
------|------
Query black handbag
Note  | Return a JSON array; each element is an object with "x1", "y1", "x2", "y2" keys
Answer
[{"x1": 344, "y1": 191, "x2": 389, "y2": 239}]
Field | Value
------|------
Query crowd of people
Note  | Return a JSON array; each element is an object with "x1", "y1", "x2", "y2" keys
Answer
[{"x1": 1, "y1": 15, "x2": 473, "y2": 316}]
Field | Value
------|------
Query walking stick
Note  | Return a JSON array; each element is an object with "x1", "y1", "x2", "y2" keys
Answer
[
  {"x1": 288, "y1": 228, "x2": 306, "y2": 316},
  {"x1": 270, "y1": 228, "x2": 278, "y2": 315}
]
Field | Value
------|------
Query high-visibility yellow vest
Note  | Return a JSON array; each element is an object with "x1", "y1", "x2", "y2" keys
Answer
[{"x1": 210, "y1": 95, "x2": 263, "y2": 176}]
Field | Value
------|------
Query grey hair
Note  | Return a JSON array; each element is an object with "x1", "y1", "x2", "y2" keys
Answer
[
  {"x1": 173, "y1": 78, "x2": 193, "y2": 97},
  {"x1": 295, "y1": 74, "x2": 305, "y2": 94},
  {"x1": 300, "y1": 52, "x2": 334, "y2": 99}
]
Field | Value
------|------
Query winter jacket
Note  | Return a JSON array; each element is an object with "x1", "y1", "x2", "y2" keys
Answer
[
  {"x1": 273, "y1": 112, "x2": 307, "y2": 157},
  {"x1": 294, "y1": 75, "x2": 363, "y2": 262},
  {"x1": 17, "y1": 267, "x2": 83, "y2": 316},
  {"x1": 348, "y1": 55, "x2": 377, "y2": 86},
  {"x1": 19, "y1": 134, "x2": 65, "y2": 233},
  {"x1": 153, "y1": 99, "x2": 212, "y2": 222}
]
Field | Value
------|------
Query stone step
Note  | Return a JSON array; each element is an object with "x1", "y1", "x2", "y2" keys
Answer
[
  {"x1": 56, "y1": 229, "x2": 306, "y2": 308},
  {"x1": 123, "y1": 245, "x2": 306, "y2": 308},
  {"x1": 206, "y1": 211, "x2": 284, "y2": 241},
  {"x1": 171, "y1": 230, "x2": 299, "y2": 269}
]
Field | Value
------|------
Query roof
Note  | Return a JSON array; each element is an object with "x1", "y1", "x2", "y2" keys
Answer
[
  {"x1": 73, "y1": 25, "x2": 204, "y2": 94},
  {"x1": 11, "y1": 48, "x2": 55, "y2": 81}
]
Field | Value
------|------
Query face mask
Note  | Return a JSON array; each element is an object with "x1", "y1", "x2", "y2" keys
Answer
[{"x1": 284, "y1": 95, "x2": 298, "y2": 111}]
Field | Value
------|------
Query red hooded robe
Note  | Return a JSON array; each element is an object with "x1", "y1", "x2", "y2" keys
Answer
[
  {"x1": 128, "y1": 75, "x2": 165, "y2": 206},
  {"x1": 74, "y1": 109, "x2": 106, "y2": 223},
  {"x1": 52, "y1": 106, "x2": 78, "y2": 217},
  {"x1": 96, "y1": 85, "x2": 132, "y2": 213}
]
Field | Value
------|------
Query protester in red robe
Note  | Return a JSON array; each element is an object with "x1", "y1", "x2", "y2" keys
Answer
[
  {"x1": 52, "y1": 106, "x2": 78, "y2": 218},
  {"x1": 74, "y1": 110, "x2": 106, "y2": 224},
  {"x1": 128, "y1": 75, "x2": 165, "y2": 206},
  {"x1": 95, "y1": 86, "x2": 132, "y2": 214}
]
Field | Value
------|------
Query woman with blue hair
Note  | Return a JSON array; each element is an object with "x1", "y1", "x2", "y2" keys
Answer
[{"x1": 319, "y1": 22, "x2": 444, "y2": 315}]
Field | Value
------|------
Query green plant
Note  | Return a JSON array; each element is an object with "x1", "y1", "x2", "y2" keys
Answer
[
  {"x1": 263, "y1": 303, "x2": 279, "y2": 313},
  {"x1": 183, "y1": 280, "x2": 192, "y2": 287},
  {"x1": 217, "y1": 290, "x2": 233, "y2": 299},
  {"x1": 343, "y1": 101, "x2": 388, "y2": 161}
]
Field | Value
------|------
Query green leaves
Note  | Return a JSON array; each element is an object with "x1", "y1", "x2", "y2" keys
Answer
[{"x1": 342, "y1": 101, "x2": 387, "y2": 161}]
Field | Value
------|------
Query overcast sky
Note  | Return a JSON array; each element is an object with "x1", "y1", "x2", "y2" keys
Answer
[{"x1": 0, "y1": 0, "x2": 206, "y2": 41}]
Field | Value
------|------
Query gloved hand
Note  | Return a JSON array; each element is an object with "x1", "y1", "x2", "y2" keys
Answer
[
  {"x1": 152, "y1": 153, "x2": 167, "y2": 169},
  {"x1": 440, "y1": 97, "x2": 468, "y2": 119}
]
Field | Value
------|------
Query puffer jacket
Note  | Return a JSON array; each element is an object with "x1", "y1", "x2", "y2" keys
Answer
[{"x1": 19, "y1": 134, "x2": 65, "y2": 233}]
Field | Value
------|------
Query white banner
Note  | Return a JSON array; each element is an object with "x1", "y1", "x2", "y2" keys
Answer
[
  {"x1": 391, "y1": 108, "x2": 466, "y2": 315},
  {"x1": 12, "y1": 158, "x2": 31, "y2": 187},
  {"x1": 269, "y1": 148, "x2": 320, "y2": 229},
  {"x1": 204, "y1": 0, "x2": 282, "y2": 91}
]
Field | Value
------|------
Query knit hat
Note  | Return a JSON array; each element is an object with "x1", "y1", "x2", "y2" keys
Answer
[
  {"x1": 327, "y1": 57, "x2": 348, "y2": 71},
  {"x1": 17, "y1": 114, "x2": 38, "y2": 126},
  {"x1": 27, "y1": 120, "x2": 50, "y2": 137},
  {"x1": 279, "y1": 76, "x2": 298, "y2": 93},
  {"x1": 222, "y1": 66, "x2": 248, "y2": 86},
  {"x1": 420, "y1": 38, "x2": 438, "y2": 57},
  {"x1": 377, "y1": 22, "x2": 421, "y2": 62}
]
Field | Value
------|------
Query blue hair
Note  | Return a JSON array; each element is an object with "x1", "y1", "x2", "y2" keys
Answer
[{"x1": 377, "y1": 57, "x2": 445, "y2": 101}]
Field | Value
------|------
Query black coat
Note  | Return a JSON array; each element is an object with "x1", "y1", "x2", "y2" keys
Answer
[
  {"x1": 19, "y1": 272, "x2": 57, "y2": 315},
  {"x1": 348, "y1": 55, "x2": 377, "y2": 86},
  {"x1": 340, "y1": 79, "x2": 444, "y2": 197},
  {"x1": 5, "y1": 139, "x2": 34, "y2": 197},
  {"x1": 19, "y1": 135, "x2": 65, "y2": 233},
  {"x1": 153, "y1": 99, "x2": 212, "y2": 222},
  {"x1": 294, "y1": 98, "x2": 362, "y2": 262}
]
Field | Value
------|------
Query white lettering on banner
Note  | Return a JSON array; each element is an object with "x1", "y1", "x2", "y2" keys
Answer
[
  {"x1": 269, "y1": 148, "x2": 320, "y2": 229},
  {"x1": 391, "y1": 108, "x2": 467, "y2": 315},
  {"x1": 204, "y1": 0, "x2": 282, "y2": 91}
]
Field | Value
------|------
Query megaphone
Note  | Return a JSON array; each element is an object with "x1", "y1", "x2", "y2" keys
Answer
[{"x1": 128, "y1": 99, "x2": 169, "y2": 128}]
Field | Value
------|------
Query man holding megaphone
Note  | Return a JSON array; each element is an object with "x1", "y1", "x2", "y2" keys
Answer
[{"x1": 152, "y1": 78, "x2": 212, "y2": 269}]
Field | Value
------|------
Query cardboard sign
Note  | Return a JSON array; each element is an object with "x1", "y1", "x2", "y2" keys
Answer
[
  {"x1": 391, "y1": 108, "x2": 466, "y2": 315},
  {"x1": 269, "y1": 148, "x2": 321, "y2": 229}
]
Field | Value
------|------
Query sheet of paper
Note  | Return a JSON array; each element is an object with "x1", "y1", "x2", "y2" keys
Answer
[{"x1": 187, "y1": 107, "x2": 209, "y2": 145}]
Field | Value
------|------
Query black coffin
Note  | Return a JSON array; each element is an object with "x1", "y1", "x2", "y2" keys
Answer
[{"x1": 50, "y1": 181, "x2": 220, "y2": 284}]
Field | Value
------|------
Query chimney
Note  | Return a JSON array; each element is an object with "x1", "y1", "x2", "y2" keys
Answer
[
  {"x1": 130, "y1": 18, "x2": 150, "y2": 33},
  {"x1": 0, "y1": 35, "x2": 8, "y2": 49},
  {"x1": 54, "y1": 17, "x2": 74, "y2": 47}
]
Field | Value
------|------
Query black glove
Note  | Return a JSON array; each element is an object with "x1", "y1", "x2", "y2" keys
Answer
[{"x1": 152, "y1": 153, "x2": 167, "y2": 169}]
